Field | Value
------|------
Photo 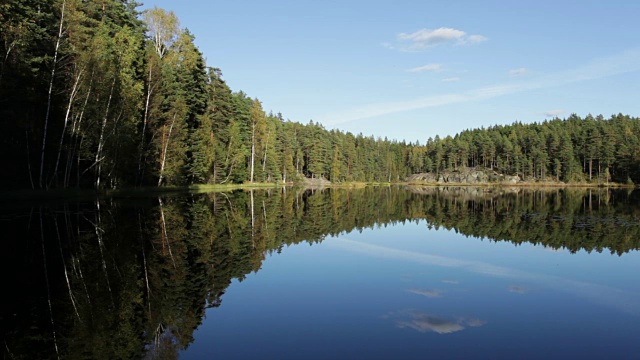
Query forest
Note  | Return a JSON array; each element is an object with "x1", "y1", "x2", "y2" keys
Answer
[
  {"x1": 2, "y1": 0, "x2": 640, "y2": 190},
  {"x1": 2, "y1": 186, "x2": 639, "y2": 358}
]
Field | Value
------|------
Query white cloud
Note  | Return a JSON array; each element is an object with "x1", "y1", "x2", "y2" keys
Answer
[
  {"x1": 317, "y1": 49, "x2": 640, "y2": 126},
  {"x1": 542, "y1": 109, "x2": 564, "y2": 117},
  {"x1": 408, "y1": 63, "x2": 442, "y2": 73},
  {"x1": 509, "y1": 67, "x2": 529, "y2": 77},
  {"x1": 468, "y1": 34, "x2": 489, "y2": 43},
  {"x1": 442, "y1": 77, "x2": 461, "y2": 82},
  {"x1": 395, "y1": 27, "x2": 487, "y2": 50}
]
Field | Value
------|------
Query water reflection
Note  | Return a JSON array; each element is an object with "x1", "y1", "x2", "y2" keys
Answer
[
  {"x1": 390, "y1": 310, "x2": 486, "y2": 335},
  {"x1": 407, "y1": 289, "x2": 443, "y2": 298},
  {"x1": 331, "y1": 236, "x2": 640, "y2": 316},
  {"x1": 1, "y1": 186, "x2": 639, "y2": 358},
  {"x1": 508, "y1": 285, "x2": 529, "y2": 294}
]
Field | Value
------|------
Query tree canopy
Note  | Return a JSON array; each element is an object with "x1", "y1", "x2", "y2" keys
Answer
[{"x1": 2, "y1": 2, "x2": 640, "y2": 189}]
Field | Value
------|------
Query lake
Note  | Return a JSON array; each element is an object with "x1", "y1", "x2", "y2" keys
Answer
[{"x1": 1, "y1": 186, "x2": 640, "y2": 359}]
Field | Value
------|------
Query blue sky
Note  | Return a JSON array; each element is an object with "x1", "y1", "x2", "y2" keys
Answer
[{"x1": 140, "y1": 0, "x2": 640, "y2": 143}]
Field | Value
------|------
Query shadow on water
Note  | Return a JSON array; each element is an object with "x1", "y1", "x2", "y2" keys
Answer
[{"x1": 1, "y1": 186, "x2": 639, "y2": 358}]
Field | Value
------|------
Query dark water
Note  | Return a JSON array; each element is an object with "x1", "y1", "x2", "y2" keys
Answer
[{"x1": 2, "y1": 187, "x2": 640, "y2": 359}]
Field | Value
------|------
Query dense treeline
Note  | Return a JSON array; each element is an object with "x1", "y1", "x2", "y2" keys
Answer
[
  {"x1": 2, "y1": 187, "x2": 640, "y2": 358},
  {"x1": 2, "y1": 1, "x2": 640, "y2": 190},
  {"x1": 415, "y1": 114, "x2": 640, "y2": 184}
]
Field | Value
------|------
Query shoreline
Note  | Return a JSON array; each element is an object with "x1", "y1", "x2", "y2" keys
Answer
[{"x1": 0, "y1": 181, "x2": 636, "y2": 201}]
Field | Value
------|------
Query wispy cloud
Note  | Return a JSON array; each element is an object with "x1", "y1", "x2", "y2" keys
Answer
[
  {"x1": 318, "y1": 49, "x2": 640, "y2": 126},
  {"x1": 396, "y1": 27, "x2": 487, "y2": 51},
  {"x1": 509, "y1": 67, "x2": 529, "y2": 77},
  {"x1": 541, "y1": 109, "x2": 564, "y2": 117},
  {"x1": 381, "y1": 42, "x2": 396, "y2": 50},
  {"x1": 408, "y1": 63, "x2": 442, "y2": 73},
  {"x1": 468, "y1": 35, "x2": 489, "y2": 43},
  {"x1": 442, "y1": 77, "x2": 461, "y2": 82}
]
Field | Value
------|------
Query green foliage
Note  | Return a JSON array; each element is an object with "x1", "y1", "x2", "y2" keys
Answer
[{"x1": 2, "y1": 2, "x2": 640, "y2": 189}]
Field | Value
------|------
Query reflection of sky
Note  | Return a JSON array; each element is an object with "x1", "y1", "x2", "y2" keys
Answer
[
  {"x1": 184, "y1": 219, "x2": 640, "y2": 360},
  {"x1": 327, "y1": 236, "x2": 640, "y2": 316}
]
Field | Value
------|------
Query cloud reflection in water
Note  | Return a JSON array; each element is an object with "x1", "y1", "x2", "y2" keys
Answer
[
  {"x1": 391, "y1": 310, "x2": 486, "y2": 334},
  {"x1": 407, "y1": 288, "x2": 443, "y2": 298}
]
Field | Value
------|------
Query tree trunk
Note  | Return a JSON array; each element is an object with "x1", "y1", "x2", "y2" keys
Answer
[
  {"x1": 157, "y1": 114, "x2": 177, "y2": 186},
  {"x1": 51, "y1": 68, "x2": 83, "y2": 187},
  {"x1": 262, "y1": 128, "x2": 270, "y2": 176},
  {"x1": 250, "y1": 121, "x2": 255, "y2": 183},
  {"x1": 94, "y1": 78, "x2": 116, "y2": 189},
  {"x1": 40, "y1": 0, "x2": 67, "y2": 189},
  {"x1": 138, "y1": 63, "x2": 156, "y2": 185}
]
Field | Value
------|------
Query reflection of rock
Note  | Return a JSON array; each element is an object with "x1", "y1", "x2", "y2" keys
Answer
[
  {"x1": 405, "y1": 185, "x2": 520, "y2": 200},
  {"x1": 406, "y1": 167, "x2": 521, "y2": 184},
  {"x1": 407, "y1": 288, "x2": 442, "y2": 298},
  {"x1": 391, "y1": 310, "x2": 486, "y2": 335}
]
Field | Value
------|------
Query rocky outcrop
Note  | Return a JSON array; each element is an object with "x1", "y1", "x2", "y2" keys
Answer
[
  {"x1": 302, "y1": 177, "x2": 331, "y2": 187},
  {"x1": 406, "y1": 167, "x2": 520, "y2": 184}
]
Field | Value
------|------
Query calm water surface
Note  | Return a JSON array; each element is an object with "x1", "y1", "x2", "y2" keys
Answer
[{"x1": 2, "y1": 187, "x2": 640, "y2": 359}]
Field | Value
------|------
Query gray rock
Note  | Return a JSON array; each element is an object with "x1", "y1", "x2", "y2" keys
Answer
[{"x1": 405, "y1": 167, "x2": 520, "y2": 184}]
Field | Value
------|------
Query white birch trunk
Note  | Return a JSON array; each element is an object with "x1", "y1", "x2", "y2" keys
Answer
[{"x1": 40, "y1": 0, "x2": 66, "y2": 188}]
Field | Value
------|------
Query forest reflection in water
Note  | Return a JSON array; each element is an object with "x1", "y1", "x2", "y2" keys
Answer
[{"x1": 1, "y1": 186, "x2": 640, "y2": 359}]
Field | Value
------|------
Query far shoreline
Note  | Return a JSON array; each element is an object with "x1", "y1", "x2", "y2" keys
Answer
[{"x1": 1, "y1": 180, "x2": 636, "y2": 203}]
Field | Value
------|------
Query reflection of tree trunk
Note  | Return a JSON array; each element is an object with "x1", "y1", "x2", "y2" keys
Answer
[
  {"x1": 53, "y1": 216, "x2": 81, "y2": 321},
  {"x1": 158, "y1": 198, "x2": 176, "y2": 268},
  {"x1": 262, "y1": 200, "x2": 268, "y2": 231},
  {"x1": 40, "y1": 210, "x2": 60, "y2": 359},
  {"x1": 70, "y1": 204, "x2": 92, "y2": 314},
  {"x1": 26, "y1": 131, "x2": 35, "y2": 189},
  {"x1": 250, "y1": 190, "x2": 255, "y2": 249},
  {"x1": 138, "y1": 212, "x2": 151, "y2": 314},
  {"x1": 94, "y1": 201, "x2": 114, "y2": 307}
]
